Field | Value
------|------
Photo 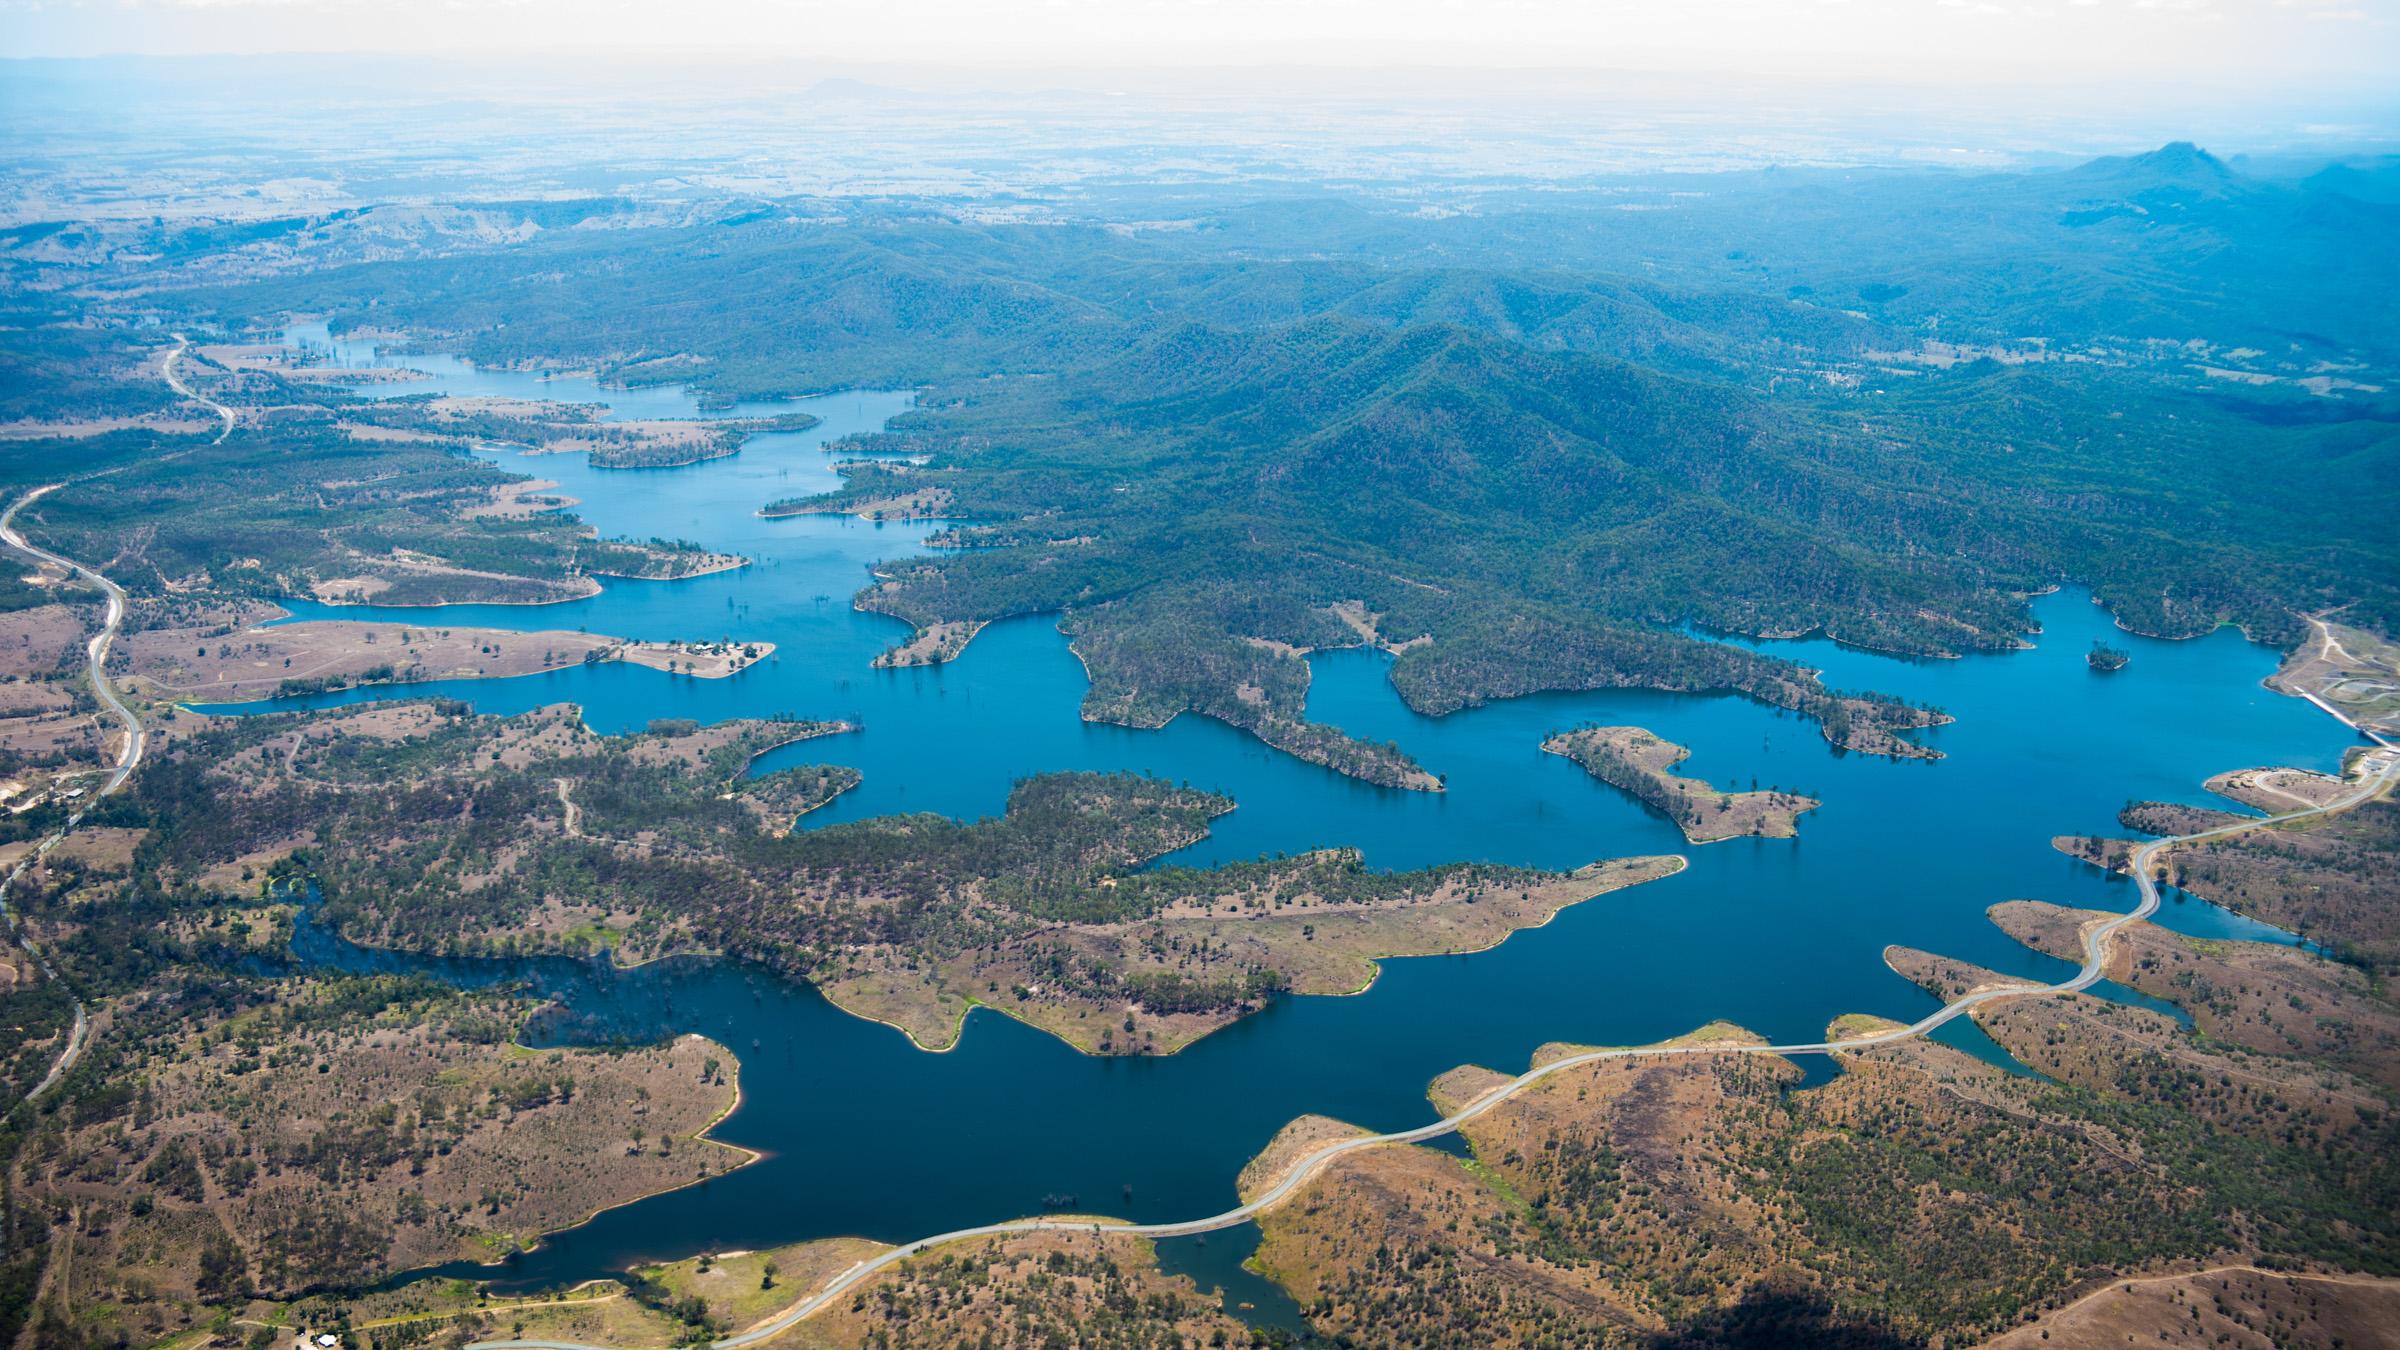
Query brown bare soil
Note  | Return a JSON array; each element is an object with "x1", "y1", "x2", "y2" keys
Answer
[
  {"x1": 391, "y1": 1228, "x2": 1249, "y2": 1349},
  {"x1": 1990, "y1": 900, "x2": 2400, "y2": 1091},
  {"x1": 1250, "y1": 1030, "x2": 1804, "y2": 1346},
  {"x1": 458, "y1": 477, "x2": 578, "y2": 519},
  {"x1": 764, "y1": 485, "x2": 954, "y2": 521},
  {"x1": 0, "y1": 709, "x2": 106, "y2": 812},
  {"x1": 619, "y1": 715, "x2": 846, "y2": 770},
  {"x1": 614, "y1": 638, "x2": 775, "y2": 678},
  {"x1": 331, "y1": 1282, "x2": 674, "y2": 1350},
  {"x1": 0, "y1": 682, "x2": 73, "y2": 723},
  {"x1": 2270, "y1": 618, "x2": 2400, "y2": 740},
  {"x1": 1530, "y1": 1019, "x2": 1767, "y2": 1069},
  {"x1": 0, "y1": 602, "x2": 115, "y2": 813},
  {"x1": 0, "y1": 602, "x2": 92, "y2": 679},
  {"x1": 790, "y1": 1230, "x2": 1248, "y2": 1348},
  {"x1": 579, "y1": 539, "x2": 750, "y2": 581},
  {"x1": 1427, "y1": 1061, "x2": 1519, "y2": 1115},
  {"x1": 532, "y1": 418, "x2": 740, "y2": 468},
  {"x1": 123, "y1": 619, "x2": 773, "y2": 699},
  {"x1": 413, "y1": 1228, "x2": 1240, "y2": 1349},
  {"x1": 2207, "y1": 765, "x2": 2357, "y2": 811},
  {"x1": 306, "y1": 559, "x2": 601, "y2": 606},
  {"x1": 126, "y1": 620, "x2": 613, "y2": 696},
  {"x1": 1980, "y1": 1266, "x2": 2400, "y2": 1350},
  {"x1": 1244, "y1": 886, "x2": 2400, "y2": 1349},
  {"x1": 0, "y1": 414, "x2": 216, "y2": 440},
  {"x1": 1326, "y1": 598, "x2": 1432, "y2": 654},
  {"x1": 1889, "y1": 946, "x2": 2388, "y2": 1145},
  {"x1": 34, "y1": 826, "x2": 141, "y2": 872},
  {"x1": 1544, "y1": 726, "x2": 1819, "y2": 843},
  {"x1": 200, "y1": 342, "x2": 426, "y2": 384},
  {"x1": 638, "y1": 1236, "x2": 891, "y2": 1339},
  {"x1": 872, "y1": 617, "x2": 987, "y2": 668},
  {"x1": 1238, "y1": 1114, "x2": 1379, "y2": 1204}
]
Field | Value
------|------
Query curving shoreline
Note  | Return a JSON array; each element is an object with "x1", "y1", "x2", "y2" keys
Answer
[{"x1": 468, "y1": 733, "x2": 2400, "y2": 1350}]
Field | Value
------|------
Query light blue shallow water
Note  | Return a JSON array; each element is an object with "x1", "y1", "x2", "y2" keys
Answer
[{"x1": 243, "y1": 329, "x2": 2357, "y2": 1294}]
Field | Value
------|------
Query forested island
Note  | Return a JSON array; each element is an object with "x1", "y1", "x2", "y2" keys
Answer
[{"x1": 1544, "y1": 725, "x2": 1820, "y2": 843}]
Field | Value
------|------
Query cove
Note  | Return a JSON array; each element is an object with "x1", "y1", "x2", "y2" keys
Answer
[{"x1": 224, "y1": 329, "x2": 2358, "y2": 1294}]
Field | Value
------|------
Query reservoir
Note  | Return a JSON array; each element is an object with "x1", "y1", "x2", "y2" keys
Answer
[{"x1": 240, "y1": 327, "x2": 2353, "y2": 1293}]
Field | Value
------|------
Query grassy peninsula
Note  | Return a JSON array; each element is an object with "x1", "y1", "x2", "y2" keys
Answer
[
  {"x1": 1543, "y1": 725, "x2": 1819, "y2": 843},
  {"x1": 123, "y1": 609, "x2": 773, "y2": 700}
]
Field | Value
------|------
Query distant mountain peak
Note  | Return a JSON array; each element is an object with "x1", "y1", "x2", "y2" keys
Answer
[
  {"x1": 2136, "y1": 141, "x2": 2228, "y2": 173},
  {"x1": 2063, "y1": 140, "x2": 2243, "y2": 200},
  {"x1": 2073, "y1": 139, "x2": 2229, "y2": 171}
]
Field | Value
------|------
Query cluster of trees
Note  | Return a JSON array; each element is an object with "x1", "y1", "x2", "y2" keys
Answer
[
  {"x1": 1125, "y1": 847, "x2": 1550, "y2": 916},
  {"x1": 831, "y1": 1242, "x2": 1260, "y2": 1348},
  {"x1": 760, "y1": 319, "x2": 1973, "y2": 767},
  {"x1": 1013, "y1": 938, "x2": 1281, "y2": 1018},
  {"x1": 1548, "y1": 730, "x2": 1719, "y2": 828},
  {"x1": 1274, "y1": 1025, "x2": 2400, "y2": 1347}
]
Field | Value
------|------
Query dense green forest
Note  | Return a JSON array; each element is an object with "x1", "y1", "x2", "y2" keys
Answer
[{"x1": 81, "y1": 152, "x2": 2385, "y2": 760}]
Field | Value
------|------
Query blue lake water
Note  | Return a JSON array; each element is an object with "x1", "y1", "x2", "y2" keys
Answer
[{"x1": 242, "y1": 328, "x2": 2358, "y2": 1297}]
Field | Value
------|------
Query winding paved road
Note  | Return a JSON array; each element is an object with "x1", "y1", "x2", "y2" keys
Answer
[
  {"x1": 0, "y1": 484, "x2": 141, "y2": 1108},
  {"x1": 162, "y1": 333, "x2": 237, "y2": 444},
  {"x1": 0, "y1": 333, "x2": 223, "y2": 1113},
  {"x1": 472, "y1": 744, "x2": 2400, "y2": 1350}
]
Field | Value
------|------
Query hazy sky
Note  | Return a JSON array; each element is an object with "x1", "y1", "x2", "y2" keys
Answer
[{"x1": 4, "y1": 0, "x2": 2396, "y2": 90}]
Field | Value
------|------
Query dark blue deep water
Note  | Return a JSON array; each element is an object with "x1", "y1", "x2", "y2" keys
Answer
[{"x1": 244, "y1": 328, "x2": 2357, "y2": 1295}]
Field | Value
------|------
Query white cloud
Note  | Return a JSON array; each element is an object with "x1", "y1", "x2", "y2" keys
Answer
[{"x1": 1, "y1": 0, "x2": 2393, "y2": 85}]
